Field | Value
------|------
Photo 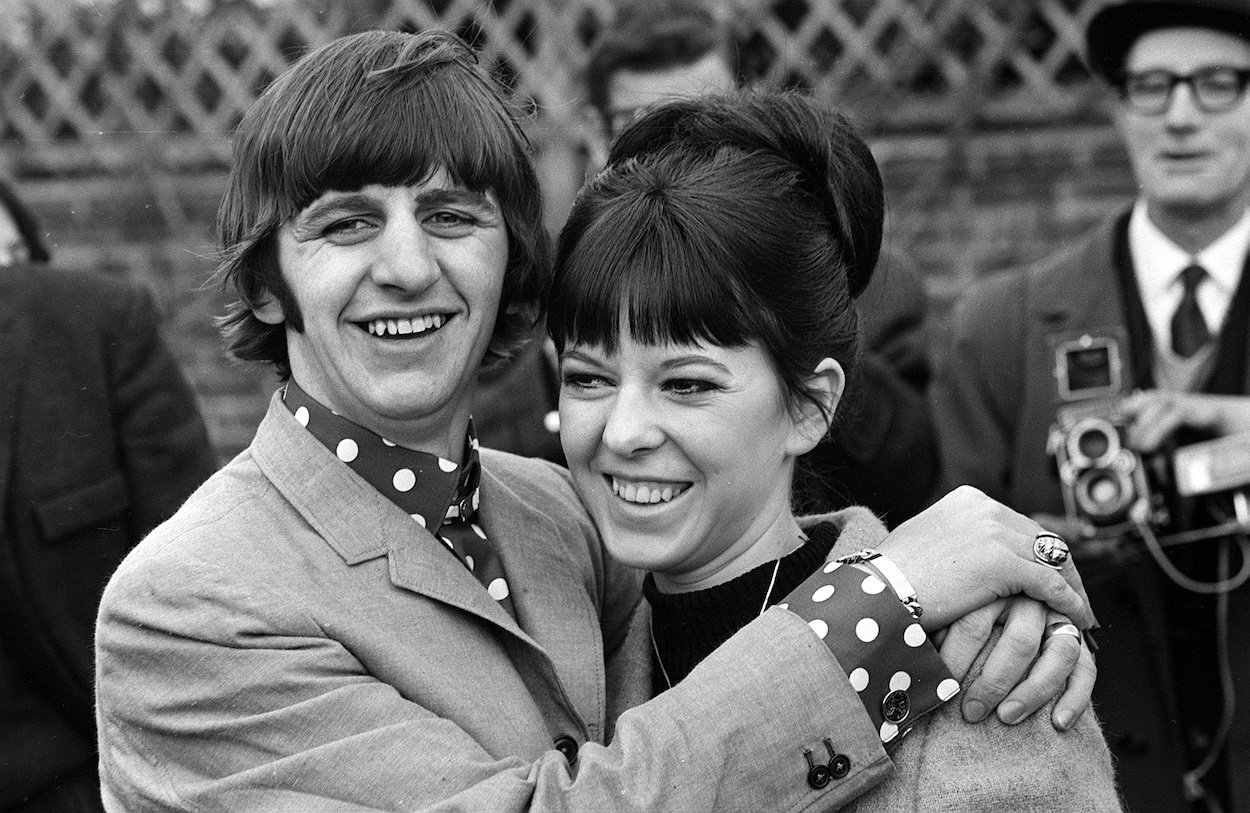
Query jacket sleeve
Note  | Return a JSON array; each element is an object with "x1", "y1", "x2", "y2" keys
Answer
[
  {"x1": 929, "y1": 275, "x2": 1027, "y2": 503},
  {"x1": 97, "y1": 537, "x2": 895, "y2": 812},
  {"x1": 841, "y1": 628, "x2": 1123, "y2": 813},
  {"x1": 105, "y1": 285, "x2": 217, "y2": 537}
]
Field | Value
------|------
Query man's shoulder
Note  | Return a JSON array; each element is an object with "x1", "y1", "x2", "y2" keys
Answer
[{"x1": 479, "y1": 448, "x2": 584, "y2": 514}]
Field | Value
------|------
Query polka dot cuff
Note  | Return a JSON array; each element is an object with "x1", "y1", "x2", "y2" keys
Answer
[{"x1": 780, "y1": 560, "x2": 958, "y2": 747}]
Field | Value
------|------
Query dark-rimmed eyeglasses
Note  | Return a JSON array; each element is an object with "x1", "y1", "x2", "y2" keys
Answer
[{"x1": 1114, "y1": 66, "x2": 1250, "y2": 115}]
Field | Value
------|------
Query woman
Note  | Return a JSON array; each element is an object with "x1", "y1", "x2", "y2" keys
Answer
[{"x1": 550, "y1": 91, "x2": 1121, "y2": 810}]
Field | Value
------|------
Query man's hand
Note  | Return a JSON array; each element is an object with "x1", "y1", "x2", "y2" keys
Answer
[
  {"x1": 938, "y1": 597, "x2": 1094, "y2": 731},
  {"x1": 878, "y1": 486, "x2": 1094, "y2": 632},
  {"x1": 1122, "y1": 390, "x2": 1250, "y2": 452}
]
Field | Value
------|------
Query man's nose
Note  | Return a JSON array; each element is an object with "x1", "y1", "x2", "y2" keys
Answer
[{"x1": 370, "y1": 218, "x2": 441, "y2": 291}]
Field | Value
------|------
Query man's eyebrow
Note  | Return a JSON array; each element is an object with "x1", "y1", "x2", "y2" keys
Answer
[
  {"x1": 294, "y1": 193, "x2": 378, "y2": 225},
  {"x1": 418, "y1": 187, "x2": 495, "y2": 210}
]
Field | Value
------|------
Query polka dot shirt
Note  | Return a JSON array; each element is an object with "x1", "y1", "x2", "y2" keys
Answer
[{"x1": 283, "y1": 381, "x2": 515, "y2": 618}]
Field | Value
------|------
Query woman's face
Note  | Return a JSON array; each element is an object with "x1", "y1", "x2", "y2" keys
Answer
[{"x1": 559, "y1": 333, "x2": 814, "y2": 591}]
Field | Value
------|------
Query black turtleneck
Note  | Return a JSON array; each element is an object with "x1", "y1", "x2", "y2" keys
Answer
[{"x1": 645, "y1": 522, "x2": 840, "y2": 693}]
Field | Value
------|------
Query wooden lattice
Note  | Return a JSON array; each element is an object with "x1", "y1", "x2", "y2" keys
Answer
[{"x1": 0, "y1": 0, "x2": 1116, "y2": 175}]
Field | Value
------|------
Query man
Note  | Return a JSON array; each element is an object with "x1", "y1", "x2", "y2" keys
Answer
[
  {"x1": 2, "y1": 260, "x2": 216, "y2": 811},
  {"x1": 931, "y1": 1, "x2": 1250, "y2": 809},
  {"x1": 96, "y1": 29, "x2": 1095, "y2": 811},
  {"x1": 582, "y1": 0, "x2": 939, "y2": 524}
]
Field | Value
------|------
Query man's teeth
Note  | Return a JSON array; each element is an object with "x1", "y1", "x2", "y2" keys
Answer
[
  {"x1": 367, "y1": 315, "x2": 446, "y2": 336},
  {"x1": 611, "y1": 477, "x2": 688, "y2": 504}
]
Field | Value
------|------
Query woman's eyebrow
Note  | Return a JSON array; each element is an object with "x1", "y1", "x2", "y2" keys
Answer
[{"x1": 661, "y1": 355, "x2": 731, "y2": 374}]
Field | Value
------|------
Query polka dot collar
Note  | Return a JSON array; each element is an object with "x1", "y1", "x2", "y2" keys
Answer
[{"x1": 282, "y1": 380, "x2": 481, "y2": 531}]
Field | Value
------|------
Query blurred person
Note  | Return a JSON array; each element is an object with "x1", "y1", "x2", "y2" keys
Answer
[
  {"x1": 551, "y1": 89, "x2": 1118, "y2": 811},
  {"x1": 0, "y1": 180, "x2": 217, "y2": 810},
  {"x1": 581, "y1": 0, "x2": 939, "y2": 525},
  {"x1": 96, "y1": 29, "x2": 1100, "y2": 811},
  {"x1": 930, "y1": 1, "x2": 1250, "y2": 809}
]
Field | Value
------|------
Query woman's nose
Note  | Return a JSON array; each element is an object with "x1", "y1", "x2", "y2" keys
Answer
[{"x1": 600, "y1": 388, "x2": 664, "y2": 457}]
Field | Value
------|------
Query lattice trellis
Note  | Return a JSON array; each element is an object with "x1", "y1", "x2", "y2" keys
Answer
[{"x1": 0, "y1": 0, "x2": 1115, "y2": 174}]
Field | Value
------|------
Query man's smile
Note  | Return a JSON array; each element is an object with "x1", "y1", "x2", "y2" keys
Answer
[{"x1": 360, "y1": 314, "x2": 450, "y2": 338}]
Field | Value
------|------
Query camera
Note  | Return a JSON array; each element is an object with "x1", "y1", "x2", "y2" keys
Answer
[{"x1": 1047, "y1": 332, "x2": 1167, "y2": 537}]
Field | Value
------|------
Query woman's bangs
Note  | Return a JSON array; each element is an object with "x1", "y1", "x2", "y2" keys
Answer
[{"x1": 555, "y1": 210, "x2": 756, "y2": 353}]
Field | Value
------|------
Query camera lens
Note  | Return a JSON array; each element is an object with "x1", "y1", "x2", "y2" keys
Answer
[
  {"x1": 1086, "y1": 473, "x2": 1122, "y2": 505},
  {"x1": 1074, "y1": 467, "x2": 1133, "y2": 520},
  {"x1": 1077, "y1": 429, "x2": 1111, "y2": 461}
]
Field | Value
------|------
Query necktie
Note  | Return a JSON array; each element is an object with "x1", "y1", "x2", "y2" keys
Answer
[{"x1": 1170, "y1": 263, "x2": 1210, "y2": 358}]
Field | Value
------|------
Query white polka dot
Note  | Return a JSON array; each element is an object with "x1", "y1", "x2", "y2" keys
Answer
[
  {"x1": 471, "y1": 436, "x2": 480, "y2": 449},
  {"x1": 543, "y1": 410, "x2": 560, "y2": 433},
  {"x1": 904, "y1": 623, "x2": 926, "y2": 647},
  {"x1": 472, "y1": 523, "x2": 486, "y2": 539},
  {"x1": 808, "y1": 619, "x2": 829, "y2": 639},
  {"x1": 849, "y1": 667, "x2": 870, "y2": 692},
  {"x1": 382, "y1": 437, "x2": 396, "y2": 447},
  {"x1": 465, "y1": 554, "x2": 475, "y2": 570},
  {"x1": 889, "y1": 671, "x2": 912, "y2": 691},
  {"x1": 823, "y1": 561, "x2": 841, "y2": 574},
  {"x1": 438, "y1": 457, "x2": 457, "y2": 473},
  {"x1": 812, "y1": 584, "x2": 836, "y2": 602},
  {"x1": 880, "y1": 722, "x2": 899, "y2": 742},
  {"x1": 336, "y1": 438, "x2": 359, "y2": 462},
  {"x1": 778, "y1": 602, "x2": 789, "y2": 611},
  {"x1": 294, "y1": 406, "x2": 310, "y2": 426},
  {"x1": 447, "y1": 505, "x2": 460, "y2": 519},
  {"x1": 410, "y1": 513, "x2": 426, "y2": 527},
  {"x1": 861, "y1": 575, "x2": 886, "y2": 595},
  {"x1": 441, "y1": 536, "x2": 454, "y2": 550},
  {"x1": 393, "y1": 468, "x2": 416, "y2": 492},
  {"x1": 471, "y1": 492, "x2": 480, "y2": 511},
  {"x1": 937, "y1": 678, "x2": 961, "y2": 701},
  {"x1": 856, "y1": 618, "x2": 879, "y2": 642},
  {"x1": 488, "y1": 578, "x2": 510, "y2": 601}
]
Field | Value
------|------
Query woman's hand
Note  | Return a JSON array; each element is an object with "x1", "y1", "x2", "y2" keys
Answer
[
  {"x1": 877, "y1": 486, "x2": 1094, "y2": 632},
  {"x1": 938, "y1": 597, "x2": 1095, "y2": 731}
]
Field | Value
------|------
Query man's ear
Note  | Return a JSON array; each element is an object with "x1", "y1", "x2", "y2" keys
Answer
[
  {"x1": 252, "y1": 291, "x2": 286, "y2": 325},
  {"x1": 786, "y1": 357, "x2": 845, "y2": 457}
]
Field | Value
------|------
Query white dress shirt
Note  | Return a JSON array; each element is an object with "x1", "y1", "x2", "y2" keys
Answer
[{"x1": 1129, "y1": 201, "x2": 1250, "y2": 358}]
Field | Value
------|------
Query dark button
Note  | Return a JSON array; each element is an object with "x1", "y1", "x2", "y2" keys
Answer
[
  {"x1": 553, "y1": 735, "x2": 578, "y2": 764},
  {"x1": 829, "y1": 753, "x2": 851, "y2": 779},
  {"x1": 881, "y1": 689, "x2": 911, "y2": 724},
  {"x1": 807, "y1": 764, "x2": 831, "y2": 789}
]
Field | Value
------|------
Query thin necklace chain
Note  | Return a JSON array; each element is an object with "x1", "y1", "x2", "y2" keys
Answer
[{"x1": 651, "y1": 557, "x2": 783, "y2": 691}]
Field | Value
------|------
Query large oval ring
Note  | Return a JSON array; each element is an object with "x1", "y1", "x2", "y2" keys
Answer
[{"x1": 1033, "y1": 532, "x2": 1070, "y2": 569}]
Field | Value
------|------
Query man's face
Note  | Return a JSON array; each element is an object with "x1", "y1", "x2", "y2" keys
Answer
[
  {"x1": 1116, "y1": 27, "x2": 1250, "y2": 219},
  {"x1": 256, "y1": 169, "x2": 508, "y2": 455},
  {"x1": 605, "y1": 51, "x2": 736, "y2": 136}
]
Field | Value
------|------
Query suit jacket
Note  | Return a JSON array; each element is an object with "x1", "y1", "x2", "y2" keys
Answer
[
  {"x1": 97, "y1": 393, "x2": 914, "y2": 812},
  {"x1": 0, "y1": 265, "x2": 216, "y2": 811},
  {"x1": 930, "y1": 213, "x2": 1250, "y2": 812}
]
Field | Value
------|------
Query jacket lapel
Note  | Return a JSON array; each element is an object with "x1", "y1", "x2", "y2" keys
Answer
[{"x1": 250, "y1": 394, "x2": 529, "y2": 640}]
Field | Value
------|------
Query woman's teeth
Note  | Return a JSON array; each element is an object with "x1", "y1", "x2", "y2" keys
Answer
[
  {"x1": 611, "y1": 477, "x2": 688, "y2": 504},
  {"x1": 366, "y1": 315, "x2": 446, "y2": 337}
]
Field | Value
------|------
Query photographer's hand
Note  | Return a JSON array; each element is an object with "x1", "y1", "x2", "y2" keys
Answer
[{"x1": 1123, "y1": 390, "x2": 1250, "y2": 452}]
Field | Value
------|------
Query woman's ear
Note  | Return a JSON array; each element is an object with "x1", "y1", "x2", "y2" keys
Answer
[
  {"x1": 786, "y1": 357, "x2": 845, "y2": 456},
  {"x1": 251, "y1": 291, "x2": 286, "y2": 325}
]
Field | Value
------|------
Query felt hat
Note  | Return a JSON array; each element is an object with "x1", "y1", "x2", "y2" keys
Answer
[{"x1": 1085, "y1": 0, "x2": 1250, "y2": 79}]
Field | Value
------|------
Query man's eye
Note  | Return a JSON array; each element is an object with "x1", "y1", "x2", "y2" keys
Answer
[
  {"x1": 323, "y1": 218, "x2": 375, "y2": 240},
  {"x1": 425, "y1": 210, "x2": 477, "y2": 235},
  {"x1": 666, "y1": 378, "x2": 717, "y2": 396}
]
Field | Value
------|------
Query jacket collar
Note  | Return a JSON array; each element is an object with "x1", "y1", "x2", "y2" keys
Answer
[
  {"x1": 1029, "y1": 215, "x2": 1128, "y2": 331},
  {"x1": 249, "y1": 392, "x2": 603, "y2": 730}
]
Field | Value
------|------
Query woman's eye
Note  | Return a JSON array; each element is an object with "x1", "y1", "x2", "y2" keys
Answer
[
  {"x1": 561, "y1": 372, "x2": 609, "y2": 391},
  {"x1": 665, "y1": 378, "x2": 718, "y2": 396}
]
